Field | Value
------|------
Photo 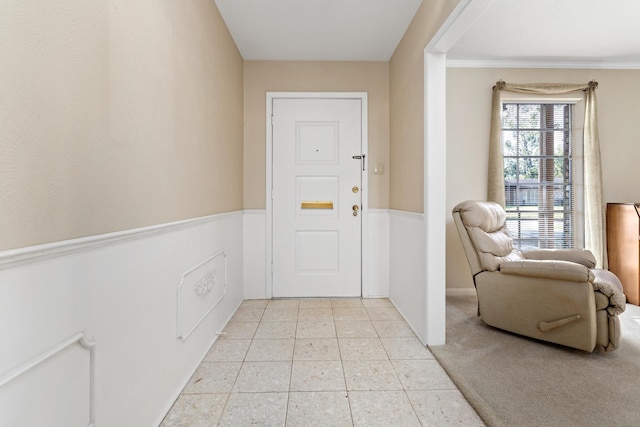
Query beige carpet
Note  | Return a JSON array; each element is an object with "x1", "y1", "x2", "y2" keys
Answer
[{"x1": 430, "y1": 296, "x2": 640, "y2": 427}]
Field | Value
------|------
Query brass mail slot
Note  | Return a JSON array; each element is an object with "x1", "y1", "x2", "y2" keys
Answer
[{"x1": 301, "y1": 201, "x2": 334, "y2": 209}]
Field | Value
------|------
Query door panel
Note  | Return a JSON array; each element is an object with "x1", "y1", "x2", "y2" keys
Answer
[
  {"x1": 296, "y1": 122, "x2": 339, "y2": 164},
  {"x1": 272, "y1": 98, "x2": 362, "y2": 297},
  {"x1": 296, "y1": 231, "x2": 339, "y2": 274}
]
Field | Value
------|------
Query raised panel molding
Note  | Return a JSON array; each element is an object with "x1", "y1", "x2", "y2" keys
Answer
[
  {"x1": 0, "y1": 332, "x2": 96, "y2": 427},
  {"x1": 177, "y1": 250, "x2": 228, "y2": 341},
  {"x1": 295, "y1": 231, "x2": 339, "y2": 274},
  {"x1": 296, "y1": 121, "x2": 339, "y2": 164}
]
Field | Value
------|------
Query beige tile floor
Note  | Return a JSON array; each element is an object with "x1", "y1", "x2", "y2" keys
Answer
[{"x1": 160, "y1": 298, "x2": 484, "y2": 426}]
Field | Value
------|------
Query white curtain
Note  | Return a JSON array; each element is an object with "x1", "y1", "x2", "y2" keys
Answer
[{"x1": 488, "y1": 80, "x2": 605, "y2": 267}]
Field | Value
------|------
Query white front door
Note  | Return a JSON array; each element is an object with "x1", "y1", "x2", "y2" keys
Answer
[{"x1": 272, "y1": 97, "x2": 363, "y2": 297}]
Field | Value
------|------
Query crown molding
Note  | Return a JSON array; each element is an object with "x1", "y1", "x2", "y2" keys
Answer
[{"x1": 446, "y1": 59, "x2": 640, "y2": 70}]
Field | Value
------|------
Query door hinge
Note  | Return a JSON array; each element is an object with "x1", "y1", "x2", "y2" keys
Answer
[{"x1": 271, "y1": 115, "x2": 274, "y2": 126}]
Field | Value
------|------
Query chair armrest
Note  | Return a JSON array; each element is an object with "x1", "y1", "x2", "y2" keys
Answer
[
  {"x1": 500, "y1": 259, "x2": 595, "y2": 282},
  {"x1": 522, "y1": 249, "x2": 596, "y2": 268}
]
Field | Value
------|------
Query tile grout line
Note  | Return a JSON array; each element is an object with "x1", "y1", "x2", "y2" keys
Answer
[
  {"x1": 335, "y1": 300, "x2": 355, "y2": 426},
  {"x1": 369, "y1": 303, "x2": 425, "y2": 426},
  {"x1": 282, "y1": 306, "x2": 299, "y2": 427},
  {"x1": 217, "y1": 303, "x2": 264, "y2": 424}
]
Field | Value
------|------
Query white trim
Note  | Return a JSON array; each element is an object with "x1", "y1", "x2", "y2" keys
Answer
[
  {"x1": 498, "y1": 97, "x2": 586, "y2": 249},
  {"x1": 266, "y1": 92, "x2": 369, "y2": 298},
  {"x1": 389, "y1": 209, "x2": 424, "y2": 220},
  {"x1": 360, "y1": 95, "x2": 370, "y2": 299},
  {"x1": 388, "y1": 298, "x2": 428, "y2": 345},
  {"x1": 0, "y1": 211, "x2": 242, "y2": 270},
  {"x1": 426, "y1": 0, "x2": 496, "y2": 53},
  {"x1": 243, "y1": 209, "x2": 266, "y2": 215},
  {"x1": 446, "y1": 288, "x2": 476, "y2": 297},
  {"x1": 0, "y1": 332, "x2": 96, "y2": 427},
  {"x1": 447, "y1": 58, "x2": 640, "y2": 70},
  {"x1": 424, "y1": 52, "x2": 447, "y2": 346},
  {"x1": 422, "y1": 0, "x2": 497, "y2": 347}
]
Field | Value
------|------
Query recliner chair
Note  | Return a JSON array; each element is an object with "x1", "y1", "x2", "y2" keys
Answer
[{"x1": 452, "y1": 200, "x2": 626, "y2": 352}]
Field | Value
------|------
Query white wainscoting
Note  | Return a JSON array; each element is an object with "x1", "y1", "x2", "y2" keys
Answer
[
  {"x1": 243, "y1": 210, "x2": 267, "y2": 299},
  {"x1": 0, "y1": 212, "x2": 243, "y2": 427},
  {"x1": 389, "y1": 210, "x2": 427, "y2": 344},
  {"x1": 366, "y1": 209, "x2": 390, "y2": 298},
  {"x1": 243, "y1": 209, "x2": 390, "y2": 299}
]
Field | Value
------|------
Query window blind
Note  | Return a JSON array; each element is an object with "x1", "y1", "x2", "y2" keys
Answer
[{"x1": 502, "y1": 103, "x2": 575, "y2": 250}]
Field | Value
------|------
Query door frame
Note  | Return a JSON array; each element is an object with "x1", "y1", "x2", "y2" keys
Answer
[{"x1": 266, "y1": 92, "x2": 369, "y2": 298}]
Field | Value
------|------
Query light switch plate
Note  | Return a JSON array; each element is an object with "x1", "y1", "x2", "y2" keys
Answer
[{"x1": 373, "y1": 163, "x2": 385, "y2": 175}]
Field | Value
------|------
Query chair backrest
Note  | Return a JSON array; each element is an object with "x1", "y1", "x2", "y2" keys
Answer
[{"x1": 452, "y1": 200, "x2": 523, "y2": 275}]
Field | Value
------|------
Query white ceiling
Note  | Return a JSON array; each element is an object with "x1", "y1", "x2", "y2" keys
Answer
[
  {"x1": 448, "y1": 0, "x2": 640, "y2": 68},
  {"x1": 215, "y1": 0, "x2": 640, "y2": 68},
  {"x1": 214, "y1": 0, "x2": 422, "y2": 61}
]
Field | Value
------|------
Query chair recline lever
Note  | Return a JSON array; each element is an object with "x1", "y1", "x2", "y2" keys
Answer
[{"x1": 538, "y1": 314, "x2": 581, "y2": 332}]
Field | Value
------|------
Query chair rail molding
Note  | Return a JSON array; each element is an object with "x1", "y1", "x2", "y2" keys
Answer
[{"x1": 0, "y1": 211, "x2": 241, "y2": 271}]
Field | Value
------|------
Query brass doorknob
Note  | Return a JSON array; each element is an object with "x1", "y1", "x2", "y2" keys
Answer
[{"x1": 352, "y1": 205, "x2": 359, "y2": 211}]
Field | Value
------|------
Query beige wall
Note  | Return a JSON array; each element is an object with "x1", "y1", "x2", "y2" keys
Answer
[
  {"x1": 446, "y1": 67, "x2": 640, "y2": 289},
  {"x1": 0, "y1": 0, "x2": 243, "y2": 250},
  {"x1": 243, "y1": 61, "x2": 390, "y2": 209},
  {"x1": 389, "y1": 0, "x2": 460, "y2": 213}
]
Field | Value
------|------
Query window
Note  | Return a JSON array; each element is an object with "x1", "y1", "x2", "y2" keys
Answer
[{"x1": 502, "y1": 102, "x2": 579, "y2": 250}]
